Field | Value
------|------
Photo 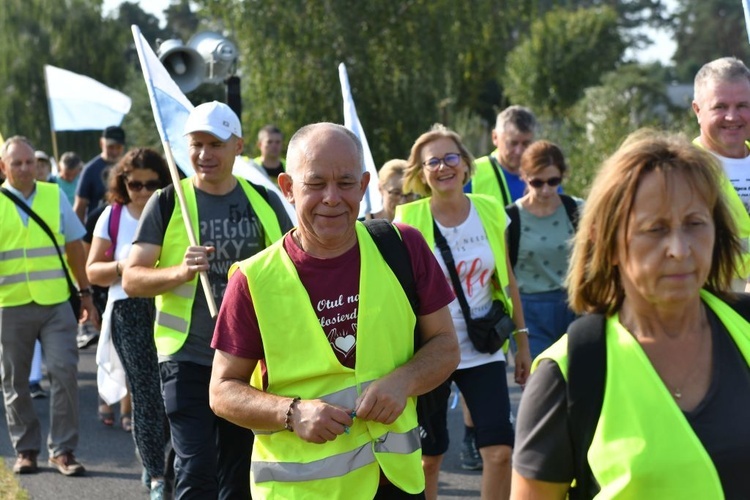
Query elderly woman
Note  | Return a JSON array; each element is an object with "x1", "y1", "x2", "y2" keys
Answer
[
  {"x1": 509, "y1": 140, "x2": 582, "y2": 359},
  {"x1": 376, "y1": 159, "x2": 417, "y2": 221},
  {"x1": 511, "y1": 130, "x2": 750, "y2": 499},
  {"x1": 395, "y1": 124, "x2": 531, "y2": 500}
]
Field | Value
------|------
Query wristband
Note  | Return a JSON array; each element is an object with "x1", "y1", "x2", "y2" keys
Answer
[
  {"x1": 77, "y1": 287, "x2": 94, "y2": 297},
  {"x1": 115, "y1": 261, "x2": 122, "y2": 277},
  {"x1": 513, "y1": 327, "x2": 529, "y2": 336},
  {"x1": 284, "y1": 397, "x2": 301, "y2": 432}
]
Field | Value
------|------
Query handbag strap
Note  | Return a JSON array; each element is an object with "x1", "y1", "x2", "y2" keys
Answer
[
  {"x1": 0, "y1": 187, "x2": 78, "y2": 292},
  {"x1": 432, "y1": 219, "x2": 473, "y2": 324}
]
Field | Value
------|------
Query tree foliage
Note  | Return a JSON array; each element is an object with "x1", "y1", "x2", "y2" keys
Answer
[
  {"x1": 671, "y1": 0, "x2": 750, "y2": 81},
  {"x1": 503, "y1": 6, "x2": 625, "y2": 117}
]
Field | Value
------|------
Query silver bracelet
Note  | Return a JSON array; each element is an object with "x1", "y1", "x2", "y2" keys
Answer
[{"x1": 513, "y1": 327, "x2": 529, "y2": 336}]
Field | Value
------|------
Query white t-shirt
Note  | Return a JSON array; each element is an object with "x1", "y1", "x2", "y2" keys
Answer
[
  {"x1": 92, "y1": 204, "x2": 141, "y2": 302},
  {"x1": 715, "y1": 153, "x2": 750, "y2": 214},
  {"x1": 433, "y1": 202, "x2": 510, "y2": 369}
]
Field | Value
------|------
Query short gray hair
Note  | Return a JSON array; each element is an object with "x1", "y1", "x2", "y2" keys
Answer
[
  {"x1": 0, "y1": 136, "x2": 35, "y2": 158},
  {"x1": 495, "y1": 105, "x2": 537, "y2": 134},
  {"x1": 694, "y1": 57, "x2": 750, "y2": 102},
  {"x1": 286, "y1": 123, "x2": 364, "y2": 174}
]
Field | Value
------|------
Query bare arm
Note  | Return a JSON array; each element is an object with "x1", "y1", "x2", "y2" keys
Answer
[
  {"x1": 354, "y1": 305, "x2": 459, "y2": 424},
  {"x1": 122, "y1": 241, "x2": 212, "y2": 298},
  {"x1": 86, "y1": 235, "x2": 121, "y2": 287},
  {"x1": 65, "y1": 239, "x2": 99, "y2": 327},
  {"x1": 209, "y1": 351, "x2": 354, "y2": 444},
  {"x1": 72, "y1": 195, "x2": 88, "y2": 223},
  {"x1": 506, "y1": 232, "x2": 531, "y2": 386},
  {"x1": 510, "y1": 470, "x2": 569, "y2": 500}
]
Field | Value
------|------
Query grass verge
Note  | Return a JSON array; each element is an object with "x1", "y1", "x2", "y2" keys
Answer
[{"x1": 0, "y1": 458, "x2": 29, "y2": 500}]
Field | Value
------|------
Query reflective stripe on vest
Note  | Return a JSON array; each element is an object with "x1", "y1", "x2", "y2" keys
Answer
[
  {"x1": 395, "y1": 194, "x2": 513, "y2": 316},
  {"x1": 153, "y1": 177, "x2": 284, "y2": 355},
  {"x1": 0, "y1": 183, "x2": 69, "y2": 307},
  {"x1": 252, "y1": 429, "x2": 420, "y2": 483},
  {"x1": 240, "y1": 221, "x2": 424, "y2": 496},
  {"x1": 537, "y1": 290, "x2": 750, "y2": 497},
  {"x1": 472, "y1": 153, "x2": 512, "y2": 204}
]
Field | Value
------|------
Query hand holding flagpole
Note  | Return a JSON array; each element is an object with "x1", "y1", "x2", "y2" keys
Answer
[{"x1": 131, "y1": 24, "x2": 218, "y2": 318}]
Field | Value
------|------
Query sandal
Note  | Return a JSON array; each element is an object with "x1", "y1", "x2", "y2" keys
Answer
[
  {"x1": 98, "y1": 407, "x2": 115, "y2": 426},
  {"x1": 121, "y1": 413, "x2": 132, "y2": 432}
]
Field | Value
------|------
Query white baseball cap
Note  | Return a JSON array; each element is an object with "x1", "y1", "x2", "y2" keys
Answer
[{"x1": 183, "y1": 101, "x2": 242, "y2": 141}]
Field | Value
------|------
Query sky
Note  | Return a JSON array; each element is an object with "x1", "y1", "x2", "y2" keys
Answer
[{"x1": 103, "y1": 0, "x2": 678, "y2": 65}]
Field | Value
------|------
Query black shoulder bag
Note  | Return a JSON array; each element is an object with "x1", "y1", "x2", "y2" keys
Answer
[
  {"x1": 1, "y1": 187, "x2": 81, "y2": 318},
  {"x1": 432, "y1": 220, "x2": 515, "y2": 354}
]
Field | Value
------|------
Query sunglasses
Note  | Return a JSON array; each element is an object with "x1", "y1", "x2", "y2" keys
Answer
[
  {"x1": 126, "y1": 180, "x2": 162, "y2": 192},
  {"x1": 528, "y1": 177, "x2": 562, "y2": 188},
  {"x1": 422, "y1": 153, "x2": 462, "y2": 171}
]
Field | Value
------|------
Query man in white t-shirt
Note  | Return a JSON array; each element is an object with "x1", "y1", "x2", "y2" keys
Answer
[{"x1": 692, "y1": 56, "x2": 750, "y2": 289}]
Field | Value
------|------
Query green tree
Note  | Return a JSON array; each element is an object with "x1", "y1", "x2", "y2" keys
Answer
[
  {"x1": 671, "y1": 0, "x2": 750, "y2": 81},
  {"x1": 503, "y1": 6, "x2": 625, "y2": 118}
]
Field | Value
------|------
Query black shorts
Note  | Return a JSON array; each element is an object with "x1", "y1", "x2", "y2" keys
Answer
[{"x1": 420, "y1": 361, "x2": 514, "y2": 456}]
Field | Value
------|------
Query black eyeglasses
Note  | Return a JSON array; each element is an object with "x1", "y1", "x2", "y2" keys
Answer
[
  {"x1": 422, "y1": 153, "x2": 462, "y2": 171},
  {"x1": 126, "y1": 180, "x2": 162, "y2": 192},
  {"x1": 528, "y1": 177, "x2": 562, "y2": 188}
]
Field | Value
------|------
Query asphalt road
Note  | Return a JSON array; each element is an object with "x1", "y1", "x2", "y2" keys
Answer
[{"x1": 0, "y1": 345, "x2": 522, "y2": 499}]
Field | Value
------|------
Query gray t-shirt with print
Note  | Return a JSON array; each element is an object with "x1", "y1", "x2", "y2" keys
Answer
[{"x1": 133, "y1": 181, "x2": 294, "y2": 366}]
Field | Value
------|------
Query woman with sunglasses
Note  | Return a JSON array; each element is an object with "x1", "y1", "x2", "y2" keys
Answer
[
  {"x1": 511, "y1": 141, "x2": 582, "y2": 360},
  {"x1": 395, "y1": 124, "x2": 531, "y2": 500},
  {"x1": 86, "y1": 148, "x2": 171, "y2": 499}
]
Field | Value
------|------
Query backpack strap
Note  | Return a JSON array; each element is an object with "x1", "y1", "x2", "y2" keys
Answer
[
  {"x1": 506, "y1": 203, "x2": 520, "y2": 270},
  {"x1": 105, "y1": 202, "x2": 123, "y2": 259},
  {"x1": 566, "y1": 313, "x2": 606, "y2": 500},
  {"x1": 362, "y1": 219, "x2": 418, "y2": 316},
  {"x1": 560, "y1": 194, "x2": 580, "y2": 232}
]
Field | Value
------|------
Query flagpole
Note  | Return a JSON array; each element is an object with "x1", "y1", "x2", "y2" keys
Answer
[
  {"x1": 131, "y1": 25, "x2": 218, "y2": 318},
  {"x1": 43, "y1": 66, "x2": 60, "y2": 162}
]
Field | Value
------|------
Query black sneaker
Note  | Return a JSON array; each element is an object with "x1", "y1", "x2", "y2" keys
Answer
[
  {"x1": 460, "y1": 437, "x2": 483, "y2": 471},
  {"x1": 29, "y1": 383, "x2": 47, "y2": 399}
]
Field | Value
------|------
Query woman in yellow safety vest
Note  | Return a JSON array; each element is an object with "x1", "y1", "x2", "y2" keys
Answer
[
  {"x1": 395, "y1": 124, "x2": 531, "y2": 500},
  {"x1": 511, "y1": 130, "x2": 750, "y2": 499}
]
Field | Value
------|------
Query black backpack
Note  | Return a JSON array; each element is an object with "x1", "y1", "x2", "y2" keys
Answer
[
  {"x1": 506, "y1": 194, "x2": 580, "y2": 270},
  {"x1": 362, "y1": 219, "x2": 451, "y2": 442},
  {"x1": 565, "y1": 294, "x2": 750, "y2": 499}
]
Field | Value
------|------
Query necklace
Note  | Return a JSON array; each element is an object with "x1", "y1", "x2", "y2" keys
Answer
[{"x1": 671, "y1": 326, "x2": 708, "y2": 399}]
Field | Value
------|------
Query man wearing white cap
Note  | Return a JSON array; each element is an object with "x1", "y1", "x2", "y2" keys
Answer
[{"x1": 123, "y1": 101, "x2": 294, "y2": 499}]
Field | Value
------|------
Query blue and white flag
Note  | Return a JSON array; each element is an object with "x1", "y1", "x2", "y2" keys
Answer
[
  {"x1": 338, "y1": 63, "x2": 383, "y2": 218},
  {"x1": 130, "y1": 25, "x2": 295, "y2": 222},
  {"x1": 44, "y1": 65, "x2": 131, "y2": 131}
]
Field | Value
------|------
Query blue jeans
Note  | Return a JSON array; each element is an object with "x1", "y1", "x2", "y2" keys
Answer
[
  {"x1": 160, "y1": 360, "x2": 253, "y2": 500},
  {"x1": 520, "y1": 290, "x2": 577, "y2": 360}
]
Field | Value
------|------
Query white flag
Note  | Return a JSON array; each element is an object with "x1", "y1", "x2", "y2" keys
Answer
[
  {"x1": 130, "y1": 25, "x2": 296, "y2": 222},
  {"x1": 338, "y1": 63, "x2": 383, "y2": 218},
  {"x1": 44, "y1": 65, "x2": 132, "y2": 131},
  {"x1": 744, "y1": 0, "x2": 750, "y2": 45}
]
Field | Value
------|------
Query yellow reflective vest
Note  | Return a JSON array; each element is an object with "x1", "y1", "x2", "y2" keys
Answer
[
  {"x1": 154, "y1": 177, "x2": 283, "y2": 356},
  {"x1": 537, "y1": 290, "x2": 750, "y2": 498},
  {"x1": 395, "y1": 195, "x2": 513, "y2": 316},
  {"x1": 471, "y1": 152, "x2": 512, "y2": 206},
  {"x1": 236, "y1": 221, "x2": 423, "y2": 498},
  {"x1": 692, "y1": 138, "x2": 750, "y2": 277},
  {"x1": 0, "y1": 182, "x2": 69, "y2": 307}
]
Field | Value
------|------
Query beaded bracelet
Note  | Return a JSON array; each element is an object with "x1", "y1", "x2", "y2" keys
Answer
[
  {"x1": 513, "y1": 327, "x2": 529, "y2": 336},
  {"x1": 284, "y1": 397, "x2": 301, "y2": 432}
]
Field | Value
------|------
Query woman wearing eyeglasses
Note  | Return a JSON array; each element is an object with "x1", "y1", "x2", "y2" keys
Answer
[
  {"x1": 86, "y1": 148, "x2": 171, "y2": 498},
  {"x1": 510, "y1": 141, "x2": 582, "y2": 360},
  {"x1": 395, "y1": 124, "x2": 531, "y2": 500}
]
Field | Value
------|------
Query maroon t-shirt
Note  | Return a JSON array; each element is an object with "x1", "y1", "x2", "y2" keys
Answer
[{"x1": 212, "y1": 223, "x2": 454, "y2": 377}]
